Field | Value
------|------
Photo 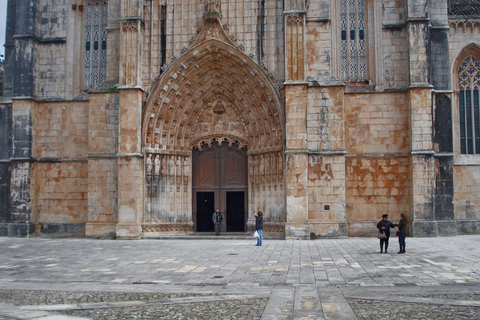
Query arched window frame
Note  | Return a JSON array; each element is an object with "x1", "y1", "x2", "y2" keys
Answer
[
  {"x1": 453, "y1": 45, "x2": 480, "y2": 159},
  {"x1": 84, "y1": 0, "x2": 108, "y2": 89}
]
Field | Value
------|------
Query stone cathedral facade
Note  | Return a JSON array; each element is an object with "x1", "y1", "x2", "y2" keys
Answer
[{"x1": 1, "y1": 0, "x2": 480, "y2": 239}]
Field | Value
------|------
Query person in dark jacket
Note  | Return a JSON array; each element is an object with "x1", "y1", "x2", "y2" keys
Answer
[
  {"x1": 212, "y1": 208, "x2": 223, "y2": 236},
  {"x1": 394, "y1": 213, "x2": 408, "y2": 254},
  {"x1": 255, "y1": 211, "x2": 263, "y2": 246},
  {"x1": 377, "y1": 214, "x2": 395, "y2": 253}
]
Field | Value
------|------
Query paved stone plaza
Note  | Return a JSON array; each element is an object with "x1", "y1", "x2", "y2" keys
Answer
[{"x1": 1, "y1": 235, "x2": 480, "y2": 319}]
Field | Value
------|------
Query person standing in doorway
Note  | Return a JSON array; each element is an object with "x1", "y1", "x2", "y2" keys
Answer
[
  {"x1": 212, "y1": 208, "x2": 223, "y2": 236},
  {"x1": 377, "y1": 214, "x2": 395, "y2": 253},
  {"x1": 255, "y1": 211, "x2": 263, "y2": 246}
]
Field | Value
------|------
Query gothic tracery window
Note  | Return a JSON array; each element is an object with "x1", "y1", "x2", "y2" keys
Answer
[
  {"x1": 448, "y1": 0, "x2": 480, "y2": 17},
  {"x1": 340, "y1": 0, "x2": 366, "y2": 81},
  {"x1": 84, "y1": 0, "x2": 108, "y2": 89},
  {"x1": 458, "y1": 56, "x2": 480, "y2": 154}
]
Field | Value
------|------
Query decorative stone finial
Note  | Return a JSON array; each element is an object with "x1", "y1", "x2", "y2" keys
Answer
[{"x1": 204, "y1": 1, "x2": 222, "y2": 20}]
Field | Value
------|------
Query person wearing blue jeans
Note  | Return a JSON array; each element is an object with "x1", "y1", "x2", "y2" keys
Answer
[{"x1": 255, "y1": 211, "x2": 263, "y2": 246}]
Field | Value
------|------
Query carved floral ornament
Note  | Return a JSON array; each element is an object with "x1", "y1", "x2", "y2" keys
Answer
[{"x1": 192, "y1": 135, "x2": 248, "y2": 151}]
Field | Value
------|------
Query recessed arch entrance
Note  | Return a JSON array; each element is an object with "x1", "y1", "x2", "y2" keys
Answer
[
  {"x1": 192, "y1": 139, "x2": 248, "y2": 232},
  {"x1": 141, "y1": 11, "x2": 285, "y2": 236}
]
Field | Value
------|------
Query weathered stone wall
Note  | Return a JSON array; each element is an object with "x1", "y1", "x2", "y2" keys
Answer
[
  {"x1": 285, "y1": 83, "x2": 308, "y2": 239},
  {"x1": 116, "y1": 89, "x2": 144, "y2": 239},
  {"x1": 305, "y1": 19, "x2": 331, "y2": 77},
  {"x1": 10, "y1": 100, "x2": 34, "y2": 231},
  {"x1": 344, "y1": 92, "x2": 410, "y2": 236},
  {"x1": 381, "y1": 28, "x2": 409, "y2": 89},
  {"x1": 0, "y1": 105, "x2": 12, "y2": 224},
  {"x1": 345, "y1": 92, "x2": 409, "y2": 155},
  {"x1": 86, "y1": 93, "x2": 119, "y2": 238},
  {"x1": 31, "y1": 100, "x2": 89, "y2": 236},
  {"x1": 448, "y1": 20, "x2": 480, "y2": 235},
  {"x1": 36, "y1": 0, "x2": 68, "y2": 39},
  {"x1": 308, "y1": 154, "x2": 346, "y2": 238},
  {"x1": 31, "y1": 162, "x2": 88, "y2": 236},
  {"x1": 33, "y1": 101, "x2": 88, "y2": 159},
  {"x1": 454, "y1": 165, "x2": 480, "y2": 234},
  {"x1": 36, "y1": 43, "x2": 67, "y2": 99},
  {"x1": 346, "y1": 156, "x2": 411, "y2": 236},
  {"x1": 2, "y1": 0, "x2": 480, "y2": 239}
]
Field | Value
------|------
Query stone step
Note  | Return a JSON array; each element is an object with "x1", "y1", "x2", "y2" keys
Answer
[{"x1": 142, "y1": 232, "x2": 257, "y2": 240}]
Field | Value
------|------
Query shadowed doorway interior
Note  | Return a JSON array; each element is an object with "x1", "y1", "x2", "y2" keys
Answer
[
  {"x1": 226, "y1": 191, "x2": 245, "y2": 232},
  {"x1": 196, "y1": 192, "x2": 214, "y2": 232}
]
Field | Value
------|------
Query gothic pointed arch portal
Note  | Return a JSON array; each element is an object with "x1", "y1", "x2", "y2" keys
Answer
[{"x1": 142, "y1": 12, "x2": 285, "y2": 236}]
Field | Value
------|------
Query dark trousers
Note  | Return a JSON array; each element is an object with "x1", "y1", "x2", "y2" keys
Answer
[
  {"x1": 398, "y1": 233, "x2": 407, "y2": 252},
  {"x1": 380, "y1": 236, "x2": 390, "y2": 252},
  {"x1": 215, "y1": 223, "x2": 221, "y2": 235}
]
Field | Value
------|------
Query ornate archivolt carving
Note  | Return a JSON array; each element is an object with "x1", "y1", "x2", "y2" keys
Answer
[
  {"x1": 192, "y1": 135, "x2": 248, "y2": 151},
  {"x1": 141, "y1": 4, "x2": 286, "y2": 228},
  {"x1": 142, "y1": 7, "x2": 284, "y2": 155}
]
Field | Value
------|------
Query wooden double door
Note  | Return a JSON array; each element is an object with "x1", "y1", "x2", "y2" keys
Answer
[{"x1": 192, "y1": 141, "x2": 248, "y2": 232}]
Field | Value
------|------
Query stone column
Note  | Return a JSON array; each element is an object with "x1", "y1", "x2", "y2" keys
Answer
[
  {"x1": 86, "y1": 93, "x2": 119, "y2": 238},
  {"x1": 406, "y1": 0, "x2": 437, "y2": 236},
  {"x1": 285, "y1": 84, "x2": 309, "y2": 239},
  {"x1": 306, "y1": 81, "x2": 347, "y2": 238},
  {"x1": 10, "y1": 99, "x2": 35, "y2": 236},
  {"x1": 0, "y1": 104, "x2": 12, "y2": 229},
  {"x1": 116, "y1": 89, "x2": 145, "y2": 239},
  {"x1": 116, "y1": 89, "x2": 144, "y2": 239},
  {"x1": 284, "y1": 5, "x2": 308, "y2": 239},
  {"x1": 430, "y1": 1, "x2": 455, "y2": 236},
  {"x1": 114, "y1": 0, "x2": 144, "y2": 239},
  {"x1": 408, "y1": 87, "x2": 436, "y2": 237},
  {"x1": 1, "y1": 0, "x2": 37, "y2": 236}
]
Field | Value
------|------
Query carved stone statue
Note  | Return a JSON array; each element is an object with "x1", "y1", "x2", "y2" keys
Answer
[
  {"x1": 162, "y1": 156, "x2": 167, "y2": 176},
  {"x1": 176, "y1": 156, "x2": 182, "y2": 176},
  {"x1": 169, "y1": 156, "x2": 175, "y2": 176},
  {"x1": 146, "y1": 154, "x2": 153, "y2": 174},
  {"x1": 183, "y1": 157, "x2": 190, "y2": 176},
  {"x1": 154, "y1": 155, "x2": 161, "y2": 175}
]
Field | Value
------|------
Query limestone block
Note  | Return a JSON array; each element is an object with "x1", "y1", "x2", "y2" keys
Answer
[
  {"x1": 117, "y1": 156, "x2": 144, "y2": 238},
  {"x1": 345, "y1": 156, "x2": 410, "y2": 231},
  {"x1": 286, "y1": 85, "x2": 307, "y2": 150},
  {"x1": 412, "y1": 220, "x2": 438, "y2": 237},
  {"x1": 33, "y1": 101, "x2": 88, "y2": 159},
  {"x1": 454, "y1": 165, "x2": 480, "y2": 221},
  {"x1": 310, "y1": 221, "x2": 347, "y2": 238},
  {"x1": 31, "y1": 162, "x2": 88, "y2": 225},
  {"x1": 345, "y1": 92, "x2": 409, "y2": 154},
  {"x1": 286, "y1": 153, "x2": 308, "y2": 223},
  {"x1": 119, "y1": 89, "x2": 142, "y2": 153}
]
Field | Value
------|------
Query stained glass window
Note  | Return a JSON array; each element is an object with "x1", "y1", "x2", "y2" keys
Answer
[
  {"x1": 84, "y1": 1, "x2": 108, "y2": 89},
  {"x1": 458, "y1": 56, "x2": 480, "y2": 154},
  {"x1": 340, "y1": 0, "x2": 366, "y2": 81}
]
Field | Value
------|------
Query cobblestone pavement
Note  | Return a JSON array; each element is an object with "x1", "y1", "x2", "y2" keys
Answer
[{"x1": 0, "y1": 235, "x2": 480, "y2": 319}]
